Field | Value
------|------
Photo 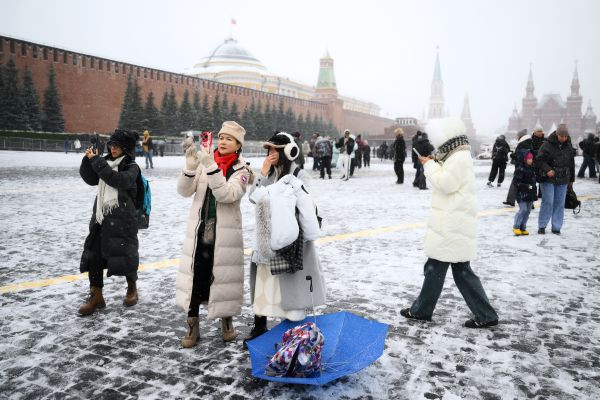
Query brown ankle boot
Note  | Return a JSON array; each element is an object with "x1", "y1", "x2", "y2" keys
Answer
[
  {"x1": 123, "y1": 278, "x2": 138, "y2": 307},
  {"x1": 78, "y1": 286, "x2": 106, "y2": 316},
  {"x1": 181, "y1": 317, "x2": 200, "y2": 348},
  {"x1": 221, "y1": 317, "x2": 238, "y2": 342}
]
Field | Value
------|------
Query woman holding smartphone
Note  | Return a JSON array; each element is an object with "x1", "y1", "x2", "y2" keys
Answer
[{"x1": 176, "y1": 121, "x2": 253, "y2": 347}]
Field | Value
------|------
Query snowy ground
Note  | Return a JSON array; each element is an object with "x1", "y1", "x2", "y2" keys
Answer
[{"x1": 1, "y1": 150, "x2": 599, "y2": 400}]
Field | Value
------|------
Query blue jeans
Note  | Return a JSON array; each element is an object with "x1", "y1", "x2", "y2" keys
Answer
[
  {"x1": 514, "y1": 201, "x2": 533, "y2": 230},
  {"x1": 144, "y1": 151, "x2": 153, "y2": 169},
  {"x1": 538, "y1": 183, "x2": 568, "y2": 231},
  {"x1": 410, "y1": 258, "x2": 498, "y2": 324}
]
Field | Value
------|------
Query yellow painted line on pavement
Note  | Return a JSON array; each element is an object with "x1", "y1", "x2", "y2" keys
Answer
[{"x1": 2, "y1": 194, "x2": 599, "y2": 295}]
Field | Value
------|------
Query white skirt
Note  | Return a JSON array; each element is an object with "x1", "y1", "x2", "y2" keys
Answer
[{"x1": 253, "y1": 264, "x2": 306, "y2": 321}]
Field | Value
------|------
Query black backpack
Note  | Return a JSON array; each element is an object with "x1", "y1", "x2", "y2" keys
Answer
[{"x1": 564, "y1": 187, "x2": 581, "y2": 214}]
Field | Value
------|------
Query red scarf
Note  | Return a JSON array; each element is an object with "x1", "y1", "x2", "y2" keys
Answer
[{"x1": 213, "y1": 151, "x2": 238, "y2": 176}]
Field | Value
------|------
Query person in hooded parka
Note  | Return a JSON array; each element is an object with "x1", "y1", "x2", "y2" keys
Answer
[{"x1": 400, "y1": 118, "x2": 499, "y2": 329}]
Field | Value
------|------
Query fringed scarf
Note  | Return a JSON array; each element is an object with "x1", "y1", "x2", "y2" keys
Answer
[
  {"x1": 435, "y1": 135, "x2": 471, "y2": 162},
  {"x1": 213, "y1": 150, "x2": 238, "y2": 176},
  {"x1": 96, "y1": 155, "x2": 125, "y2": 225}
]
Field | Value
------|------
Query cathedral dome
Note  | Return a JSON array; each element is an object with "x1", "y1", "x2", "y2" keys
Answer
[{"x1": 191, "y1": 37, "x2": 267, "y2": 76}]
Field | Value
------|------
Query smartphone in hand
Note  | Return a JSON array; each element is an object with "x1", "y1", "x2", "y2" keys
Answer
[{"x1": 201, "y1": 131, "x2": 213, "y2": 151}]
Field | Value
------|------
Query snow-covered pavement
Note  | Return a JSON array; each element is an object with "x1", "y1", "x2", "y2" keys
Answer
[{"x1": 1, "y1": 151, "x2": 599, "y2": 399}]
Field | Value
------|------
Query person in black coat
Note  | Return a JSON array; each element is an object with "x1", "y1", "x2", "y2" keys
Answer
[
  {"x1": 363, "y1": 140, "x2": 371, "y2": 167},
  {"x1": 536, "y1": 125, "x2": 576, "y2": 234},
  {"x1": 393, "y1": 128, "x2": 407, "y2": 184},
  {"x1": 487, "y1": 135, "x2": 510, "y2": 187},
  {"x1": 577, "y1": 132, "x2": 597, "y2": 178},
  {"x1": 595, "y1": 137, "x2": 600, "y2": 183},
  {"x1": 412, "y1": 132, "x2": 434, "y2": 190},
  {"x1": 78, "y1": 129, "x2": 141, "y2": 316}
]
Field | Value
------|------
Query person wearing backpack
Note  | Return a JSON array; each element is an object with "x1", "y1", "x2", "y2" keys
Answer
[
  {"x1": 176, "y1": 121, "x2": 253, "y2": 347},
  {"x1": 244, "y1": 132, "x2": 326, "y2": 347},
  {"x1": 486, "y1": 134, "x2": 510, "y2": 187},
  {"x1": 314, "y1": 134, "x2": 333, "y2": 179},
  {"x1": 78, "y1": 129, "x2": 141, "y2": 316}
]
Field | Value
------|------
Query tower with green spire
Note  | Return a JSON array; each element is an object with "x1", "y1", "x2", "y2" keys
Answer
[
  {"x1": 315, "y1": 49, "x2": 338, "y2": 101},
  {"x1": 428, "y1": 47, "x2": 445, "y2": 119}
]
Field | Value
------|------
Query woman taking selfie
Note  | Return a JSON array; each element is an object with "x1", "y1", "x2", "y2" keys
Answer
[{"x1": 176, "y1": 121, "x2": 252, "y2": 347}]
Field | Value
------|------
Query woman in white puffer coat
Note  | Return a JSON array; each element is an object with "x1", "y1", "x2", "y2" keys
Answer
[
  {"x1": 400, "y1": 118, "x2": 499, "y2": 329},
  {"x1": 244, "y1": 132, "x2": 327, "y2": 347},
  {"x1": 176, "y1": 121, "x2": 253, "y2": 347}
]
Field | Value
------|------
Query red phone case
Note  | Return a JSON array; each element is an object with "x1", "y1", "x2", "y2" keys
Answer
[{"x1": 201, "y1": 131, "x2": 212, "y2": 150}]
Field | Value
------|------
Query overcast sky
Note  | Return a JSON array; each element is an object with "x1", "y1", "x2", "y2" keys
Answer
[{"x1": 2, "y1": 0, "x2": 599, "y2": 137}]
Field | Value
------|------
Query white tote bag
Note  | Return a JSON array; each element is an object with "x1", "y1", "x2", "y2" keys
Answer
[{"x1": 268, "y1": 176, "x2": 300, "y2": 250}]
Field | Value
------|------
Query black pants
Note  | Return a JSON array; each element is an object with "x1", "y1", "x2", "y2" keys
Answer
[
  {"x1": 410, "y1": 258, "x2": 498, "y2": 323},
  {"x1": 394, "y1": 160, "x2": 404, "y2": 183},
  {"x1": 578, "y1": 155, "x2": 597, "y2": 178},
  {"x1": 488, "y1": 160, "x2": 507, "y2": 183},
  {"x1": 363, "y1": 154, "x2": 370, "y2": 167},
  {"x1": 188, "y1": 238, "x2": 215, "y2": 317},
  {"x1": 312, "y1": 156, "x2": 320, "y2": 171},
  {"x1": 414, "y1": 163, "x2": 426, "y2": 189},
  {"x1": 87, "y1": 224, "x2": 137, "y2": 288},
  {"x1": 319, "y1": 156, "x2": 332, "y2": 178}
]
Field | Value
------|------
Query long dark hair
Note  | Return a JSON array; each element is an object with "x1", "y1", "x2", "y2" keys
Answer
[{"x1": 267, "y1": 147, "x2": 293, "y2": 180}]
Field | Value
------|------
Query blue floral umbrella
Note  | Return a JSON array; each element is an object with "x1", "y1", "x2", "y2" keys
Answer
[{"x1": 247, "y1": 311, "x2": 388, "y2": 385}]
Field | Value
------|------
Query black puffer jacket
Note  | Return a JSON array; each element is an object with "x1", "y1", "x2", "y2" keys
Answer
[
  {"x1": 492, "y1": 138, "x2": 510, "y2": 163},
  {"x1": 413, "y1": 135, "x2": 434, "y2": 158},
  {"x1": 393, "y1": 137, "x2": 406, "y2": 162},
  {"x1": 514, "y1": 163, "x2": 538, "y2": 202},
  {"x1": 579, "y1": 135, "x2": 597, "y2": 158},
  {"x1": 335, "y1": 136, "x2": 355, "y2": 155},
  {"x1": 536, "y1": 132, "x2": 576, "y2": 185},
  {"x1": 80, "y1": 154, "x2": 140, "y2": 276}
]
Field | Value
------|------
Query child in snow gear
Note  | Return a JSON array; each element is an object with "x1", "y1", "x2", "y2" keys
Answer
[
  {"x1": 400, "y1": 118, "x2": 498, "y2": 329},
  {"x1": 512, "y1": 152, "x2": 538, "y2": 235},
  {"x1": 176, "y1": 121, "x2": 252, "y2": 347},
  {"x1": 78, "y1": 129, "x2": 141, "y2": 316},
  {"x1": 244, "y1": 132, "x2": 326, "y2": 348}
]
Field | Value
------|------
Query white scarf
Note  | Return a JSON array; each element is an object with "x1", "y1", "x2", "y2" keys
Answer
[{"x1": 96, "y1": 156, "x2": 125, "y2": 225}]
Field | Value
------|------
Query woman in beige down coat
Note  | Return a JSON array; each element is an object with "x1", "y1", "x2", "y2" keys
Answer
[{"x1": 176, "y1": 121, "x2": 252, "y2": 347}]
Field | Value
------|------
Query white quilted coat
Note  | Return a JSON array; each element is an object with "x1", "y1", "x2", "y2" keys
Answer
[
  {"x1": 423, "y1": 119, "x2": 477, "y2": 262},
  {"x1": 175, "y1": 158, "x2": 250, "y2": 319}
]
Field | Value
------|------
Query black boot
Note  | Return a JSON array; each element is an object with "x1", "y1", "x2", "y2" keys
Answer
[{"x1": 243, "y1": 315, "x2": 268, "y2": 349}]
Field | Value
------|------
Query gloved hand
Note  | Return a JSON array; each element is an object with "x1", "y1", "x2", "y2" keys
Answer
[
  {"x1": 185, "y1": 145, "x2": 200, "y2": 171},
  {"x1": 182, "y1": 136, "x2": 194, "y2": 152},
  {"x1": 198, "y1": 148, "x2": 214, "y2": 167}
]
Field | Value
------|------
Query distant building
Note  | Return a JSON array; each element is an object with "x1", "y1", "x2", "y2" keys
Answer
[
  {"x1": 428, "y1": 48, "x2": 445, "y2": 120},
  {"x1": 189, "y1": 37, "x2": 381, "y2": 117},
  {"x1": 507, "y1": 64, "x2": 597, "y2": 136}
]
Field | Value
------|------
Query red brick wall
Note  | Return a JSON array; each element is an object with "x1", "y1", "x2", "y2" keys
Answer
[{"x1": 0, "y1": 35, "x2": 393, "y2": 137}]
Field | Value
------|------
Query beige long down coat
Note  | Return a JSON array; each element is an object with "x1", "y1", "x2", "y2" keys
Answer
[{"x1": 175, "y1": 157, "x2": 251, "y2": 319}]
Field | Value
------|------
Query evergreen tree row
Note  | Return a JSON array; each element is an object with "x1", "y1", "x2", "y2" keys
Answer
[
  {"x1": 0, "y1": 58, "x2": 65, "y2": 132},
  {"x1": 118, "y1": 74, "x2": 338, "y2": 140}
]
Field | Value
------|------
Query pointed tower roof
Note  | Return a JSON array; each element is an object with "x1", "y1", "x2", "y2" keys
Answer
[
  {"x1": 570, "y1": 60, "x2": 580, "y2": 96},
  {"x1": 433, "y1": 47, "x2": 442, "y2": 82},
  {"x1": 461, "y1": 93, "x2": 472, "y2": 120},
  {"x1": 510, "y1": 103, "x2": 520, "y2": 120},
  {"x1": 316, "y1": 49, "x2": 336, "y2": 89},
  {"x1": 584, "y1": 100, "x2": 596, "y2": 119},
  {"x1": 526, "y1": 63, "x2": 535, "y2": 98}
]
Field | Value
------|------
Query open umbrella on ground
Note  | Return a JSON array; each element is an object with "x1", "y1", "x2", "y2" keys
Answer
[{"x1": 246, "y1": 311, "x2": 388, "y2": 385}]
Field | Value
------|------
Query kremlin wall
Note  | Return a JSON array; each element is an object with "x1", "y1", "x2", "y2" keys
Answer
[{"x1": 0, "y1": 35, "x2": 395, "y2": 138}]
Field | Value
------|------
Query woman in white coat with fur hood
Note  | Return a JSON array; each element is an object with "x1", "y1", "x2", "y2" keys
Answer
[
  {"x1": 400, "y1": 118, "x2": 499, "y2": 329},
  {"x1": 244, "y1": 132, "x2": 327, "y2": 346},
  {"x1": 176, "y1": 121, "x2": 253, "y2": 347}
]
